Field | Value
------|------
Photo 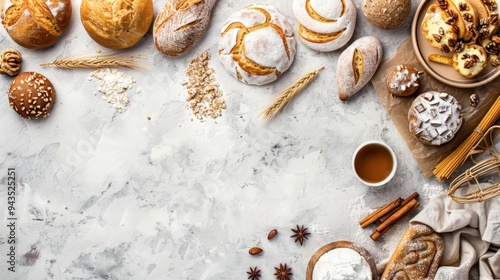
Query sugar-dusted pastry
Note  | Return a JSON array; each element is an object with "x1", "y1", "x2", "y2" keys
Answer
[
  {"x1": 386, "y1": 65, "x2": 423, "y2": 97},
  {"x1": 293, "y1": 0, "x2": 356, "y2": 52},
  {"x1": 0, "y1": 0, "x2": 72, "y2": 49},
  {"x1": 8, "y1": 72, "x2": 56, "y2": 119},
  {"x1": 362, "y1": 0, "x2": 411, "y2": 30},
  {"x1": 218, "y1": 5, "x2": 296, "y2": 85},
  {"x1": 453, "y1": 43, "x2": 487, "y2": 77},
  {"x1": 337, "y1": 36, "x2": 383, "y2": 101},
  {"x1": 381, "y1": 224, "x2": 444, "y2": 280},
  {"x1": 421, "y1": 4, "x2": 459, "y2": 53},
  {"x1": 408, "y1": 91, "x2": 463, "y2": 146}
]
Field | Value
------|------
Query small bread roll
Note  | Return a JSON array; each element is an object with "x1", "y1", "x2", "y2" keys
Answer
[
  {"x1": 337, "y1": 36, "x2": 383, "y2": 101},
  {"x1": 154, "y1": 0, "x2": 217, "y2": 57},
  {"x1": 381, "y1": 224, "x2": 444, "y2": 279},
  {"x1": 8, "y1": 72, "x2": 56, "y2": 120},
  {"x1": 386, "y1": 65, "x2": 422, "y2": 97},
  {"x1": 293, "y1": 0, "x2": 356, "y2": 52},
  {"x1": 80, "y1": 0, "x2": 154, "y2": 49},
  {"x1": 0, "y1": 0, "x2": 72, "y2": 49},
  {"x1": 362, "y1": 0, "x2": 410, "y2": 30},
  {"x1": 218, "y1": 5, "x2": 296, "y2": 85},
  {"x1": 408, "y1": 91, "x2": 462, "y2": 146}
]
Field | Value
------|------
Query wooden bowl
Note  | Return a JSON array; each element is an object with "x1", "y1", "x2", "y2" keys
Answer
[{"x1": 306, "y1": 240, "x2": 378, "y2": 280}]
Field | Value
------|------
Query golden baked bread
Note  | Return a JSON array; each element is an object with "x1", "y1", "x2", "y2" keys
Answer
[
  {"x1": 218, "y1": 5, "x2": 296, "y2": 85},
  {"x1": 453, "y1": 43, "x2": 487, "y2": 77},
  {"x1": 421, "y1": 4, "x2": 458, "y2": 53},
  {"x1": 381, "y1": 224, "x2": 444, "y2": 280},
  {"x1": 80, "y1": 0, "x2": 154, "y2": 49},
  {"x1": 408, "y1": 91, "x2": 463, "y2": 146},
  {"x1": 293, "y1": 0, "x2": 357, "y2": 52},
  {"x1": 386, "y1": 65, "x2": 422, "y2": 97},
  {"x1": 8, "y1": 72, "x2": 56, "y2": 119},
  {"x1": 154, "y1": 0, "x2": 217, "y2": 57},
  {"x1": 337, "y1": 36, "x2": 383, "y2": 101},
  {"x1": 0, "y1": 0, "x2": 72, "y2": 49},
  {"x1": 362, "y1": 0, "x2": 411, "y2": 30}
]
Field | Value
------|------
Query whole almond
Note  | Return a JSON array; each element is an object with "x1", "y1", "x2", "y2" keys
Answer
[
  {"x1": 268, "y1": 229, "x2": 278, "y2": 240},
  {"x1": 248, "y1": 247, "x2": 263, "y2": 255}
]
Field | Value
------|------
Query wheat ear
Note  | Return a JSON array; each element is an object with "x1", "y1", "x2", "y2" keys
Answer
[
  {"x1": 40, "y1": 53, "x2": 147, "y2": 69},
  {"x1": 261, "y1": 66, "x2": 324, "y2": 120}
]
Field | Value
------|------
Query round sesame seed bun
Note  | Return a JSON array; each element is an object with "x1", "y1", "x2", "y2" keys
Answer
[{"x1": 8, "y1": 72, "x2": 56, "y2": 120}]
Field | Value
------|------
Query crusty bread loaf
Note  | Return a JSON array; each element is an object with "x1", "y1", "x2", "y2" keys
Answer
[
  {"x1": 154, "y1": 0, "x2": 217, "y2": 57},
  {"x1": 8, "y1": 72, "x2": 56, "y2": 119},
  {"x1": 80, "y1": 0, "x2": 154, "y2": 50},
  {"x1": 337, "y1": 36, "x2": 383, "y2": 101},
  {"x1": 0, "y1": 0, "x2": 72, "y2": 49},
  {"x1": 218, "y1": 5, "x2": 296, "y2": 85},
  {"x1": 381, "y1": 224, "x2": 444, "y2": 280},
  {"x1": 408, "y1": 91, "x2": 463, "y2": 146},
  {"x1": 293, "y1": 0, "x2": 356, "y2": 52},
  {"x1": 362, "y1": 0, "x2": 411, "y2": 30}
]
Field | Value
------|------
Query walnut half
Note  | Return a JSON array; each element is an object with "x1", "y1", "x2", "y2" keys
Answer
[{"x1": 0, "y1": 49, "x2": 22, "y2": 76}]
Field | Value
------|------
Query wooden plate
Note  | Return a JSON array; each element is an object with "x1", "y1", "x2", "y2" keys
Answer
[
  {"x1": 411, "y1": 0, "x2": 500, "y2": 88},
  {"x1": 306, "y1": 240, "x2": 378, "y2": 280}
]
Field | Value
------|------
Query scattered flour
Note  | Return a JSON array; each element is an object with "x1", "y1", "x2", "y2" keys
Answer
[
  {"x1": 313, "y1": 248, "x2": 371, "y2": 280},
  {"x1": 88, "y1": 68, "x2": 137, "y2": 113}
]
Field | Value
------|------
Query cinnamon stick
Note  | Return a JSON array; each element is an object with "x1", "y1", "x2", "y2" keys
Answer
[
  {"x1": 370, "y1": 202, "x2": 420, "y2": 241},
  {"x1": 359, "y1": 197, "x2": 402, "y2": 228},
  {"x1": 379, "y1": 192, "x2": 419, "y2": 223},
  {"x1": 376, "y1": 199, "x2": 419, "y2": 234}
]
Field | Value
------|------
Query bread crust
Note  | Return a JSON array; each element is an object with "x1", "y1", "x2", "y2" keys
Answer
[
  {"x1": 80, "y1": 0, "x2": 154, "y2": 50},
  {"x1": 153, "y1": 0, "x2": 217, "y2": 57},
  {"x1": 337, "y1": 36, "x2": 383, "y2": 101},
  {"x1": 362, "y1": 0, "x2": 411, "y2": 30},
  {"x1": 0, "y1": 0, "x2": 72, "y2": 49},
  {"x1": 381, "y1": 224, "x2": 444, "y2": 280}
]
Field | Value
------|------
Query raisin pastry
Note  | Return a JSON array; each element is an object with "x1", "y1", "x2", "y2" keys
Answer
[
  {"x1": 293, "y1": 0, "x2": 356, "y2": 52},
  {"x1": 386, "y1": 65, "x2": 423, "y2": 97},
  {"x1": 408, "y1": 91, "x2": 463, "y2": 146},
  {"x1": 421, "y1": 4, "x2": 459, "y2": 53},
  {"x1": 453, "y1": 44, "x2": 487, "y2": 77}
]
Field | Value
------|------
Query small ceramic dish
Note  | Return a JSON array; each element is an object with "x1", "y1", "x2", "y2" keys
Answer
[
  {"x1": 411, "y1": 0, "x2": 500, "y2": 88},
  {"x1": 306, "y1": 240, "x2": 378, "y2": 280}
]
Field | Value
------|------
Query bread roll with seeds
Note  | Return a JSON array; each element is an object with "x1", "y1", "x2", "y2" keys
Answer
[
  {"x1": 80, "y1": 0, "x2": 154, "y2": 49},
  {"x1": 408, "y1": 91, "x2": 462, "y2": 146},
  {"x1": 153, "y1": 0, "x2": 217, "y2": 57},
  {"x1": 8, "y1": 72, "x2": 56, "y2": 120},
  {"x1": 218, "y1": 5, "x2": 296, "y2": 85},
  {"x1": 293, "y1": 0, "x2": 356, "y2": 52},
  {"x1": 337, "y1": 36, "x2": 383, "y2": 101},
  {"x1": 0, "y1": 0, "x2": 72, "y2": 49},
  {"x1": 362, "y1": 0, "x2": 411, "y2": 30}
]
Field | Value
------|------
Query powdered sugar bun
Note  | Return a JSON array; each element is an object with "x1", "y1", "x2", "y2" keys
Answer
[
  {"x1": 386, "y1": 65, "x2": 423, "y2": 97},
  {"x1": 293, "y1": 0, "x2": 356, "y2": 52},
  {"x1": 218, "y1": 5, "x2": 296, "y2": 85}
]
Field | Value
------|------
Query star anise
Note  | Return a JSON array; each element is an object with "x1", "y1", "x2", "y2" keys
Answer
[
  {"x1": 274, "y1": 263, "x2": 292, "y2": 280},
  {"x1": 247, "y1": 266, "x2": 261, "y2": 280},
  {"x1": 290, "y1": 225, "x2": 310, "y2": 245}
]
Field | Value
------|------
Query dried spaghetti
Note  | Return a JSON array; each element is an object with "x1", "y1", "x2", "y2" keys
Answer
[{"x1": 433, "y1": 96, "x2": 500, "y2": 181}]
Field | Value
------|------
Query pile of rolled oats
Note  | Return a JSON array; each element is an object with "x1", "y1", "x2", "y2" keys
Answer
[
  {"x1": 88, "y1": 68, "x2": 137, "y2": 113},
  {"x1": 183, "y1": 51, "x2": 226, "y2": 122}
]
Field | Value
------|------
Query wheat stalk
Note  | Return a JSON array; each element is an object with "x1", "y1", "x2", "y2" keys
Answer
[
  {"x1": 40, "y1": 53, "x2": 147, "y2": 69},
  {"x1": 261, "y1": 66, "x2": 324, "y2": 120}
]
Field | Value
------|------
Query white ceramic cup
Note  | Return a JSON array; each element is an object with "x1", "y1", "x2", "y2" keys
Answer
[{"x1": 352, "y1": 141, "x2": 397, "y2": 187}]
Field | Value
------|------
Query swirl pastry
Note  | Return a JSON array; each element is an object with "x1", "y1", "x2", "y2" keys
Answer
[
  {"x1": 381, "y1": 224, "x2": 444, "y2": 280},
  {"x1": 293, "y1": 0, "x2": 356, "y2": 52},
  {"x1": 218, "y1": 5, "x2": 296, "y2": 85}
]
